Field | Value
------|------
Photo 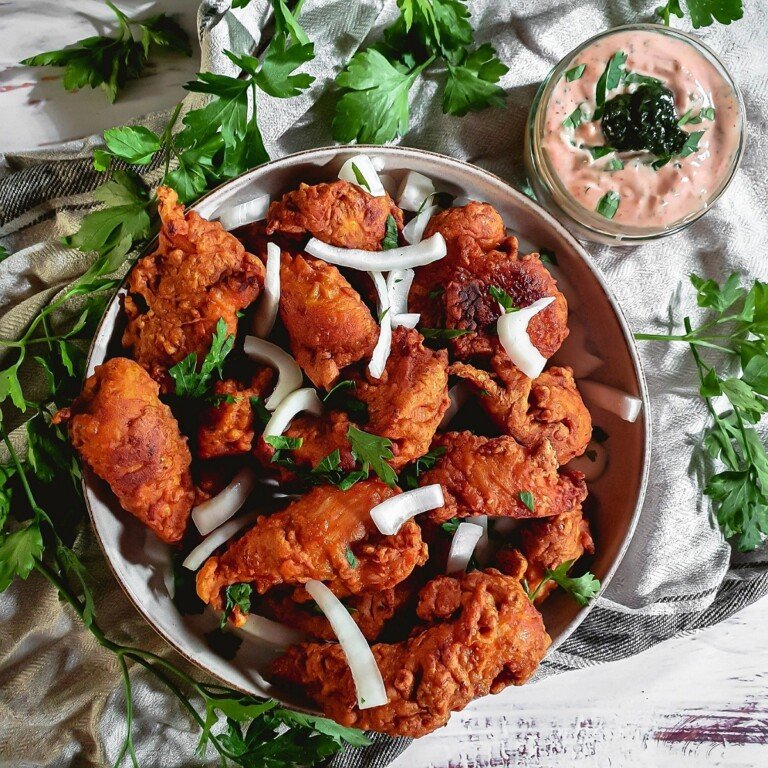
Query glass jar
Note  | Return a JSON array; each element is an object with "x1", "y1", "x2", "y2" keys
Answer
[{"x1": 525, "y1": 23, "x2": 746, "y2": 246}]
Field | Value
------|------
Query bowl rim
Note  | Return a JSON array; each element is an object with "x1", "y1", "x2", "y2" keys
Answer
[{"x1": 83, "y1": 143, "x2": 652, "y2": 697}]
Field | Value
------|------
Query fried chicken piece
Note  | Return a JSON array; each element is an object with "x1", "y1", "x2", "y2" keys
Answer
[
  {"x1": 254, "y1": 411, "x2": 357, "y2": 481},
  {"x1": 122, "y1": 187, "x2": 264, "y2": 391},
  {"x1": 270, "y1": 569, "x2": 551, "y2": 737},
  {"x1": 53, "y1": 358, "x2": 193, "y2": 543},
  {"x1": 352, "y1": 328, "x2": 450, "y2": 469},
  {"x1": 444, "y1": 240, "x2": 569, "y2": 360},
  {"x1": 266, "y1": 180, "x2": 404, "y2": 250},
  {"x1": 449, "y1": 355, "x2": 592, "y2": 464},
  {"x1": 518, "y1": 505, "x2": 594, "y2": 603},
  {"x1": 419, "y1": 431, "x2": 587, "y2": 524},
  {"x1": 196, "y1": 481, "x2": 427, "y2": 625},
  {"x1": 410, "y1": 203, "x2": 505, "y2": 327},
  {"x1": 196, "y1": 367, "x2": 275, "y2": 459},
  {"x1": 279, "y1": 253, "x2": 378, "y2": 389},
  {"x1": 260, "y1": 581, "x2": 413, "y2": 642}
]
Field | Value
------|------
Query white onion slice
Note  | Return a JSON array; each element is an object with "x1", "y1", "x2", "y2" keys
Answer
[
  {"x1": 252, "y1": 242, "x2": 281, "y2": 339},
  {"x1": 369, "y1": 485, "x2": 445, "y2": 535},
  {"x1": 182, "y1": 512, "x2": 258, "y2": 571},
  {"x1": 338, "y1": 155, "x2": 385, "y2": 197},
  {"x1": 386, "y1": 268, "x2": 415, "y2": 318},
  {"x1": 305, "y1": 233, "x2": 447, "y2": 272},
  {"x1": 368, "y1": 271, "x2": 391, "y2": 379},
  {"x1": 243, "y1": 335, "x2": 303, "y2": 410},
  {"x1": 219, "y1": 194, "x2": 270, "y2": 231},
  {"x1": 551, "y1": 318, "x2": 604, "y2": 379},
  {"x1": 370, "y1": 156, "x2": 386, "y2": 172},
  {"x1": 466, "y1": 515, "x2": 490, "y2": 565},
  {"x1": 446, "y1": 522, "x2": 484, "y2": 574},
  {"x1": 402, "y1": 204, "x2": 438, "y2": 245},
  {"x1": 396, "y1": 171, "x2": 436, "y2": 212},
  {"x1": 263, "y1": 387, "x2": 323, "y2": 438},
  {"x1": 578, "y1": 380, "x2": 643, "y2": 423},
  {"x1": 566, "y1": 440, "x2": 609, "y2": 481},
  {"x1": 237, "y1": 614, "x2": 306, "y2": 648},
  {"x1": 439, "y1": 381, "x2": 471, "y2": 430},
  {"x1": 392, "y1": 313, "x2": 420, "y2": 329},
  {"x1": 378, "y1": 173, "x2": 398, "y2": 198},
  {"x1": 496, "y1": 297, "x2": 555, "y2": 379},
  {"x1": 192, "y1": 468, "x2": 258, "y2": 536},
  {"x1": 305, "y1": 580, "x2": 388, "y2": 710}
]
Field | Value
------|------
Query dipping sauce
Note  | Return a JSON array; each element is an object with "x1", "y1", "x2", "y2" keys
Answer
[{"x1": 526, "y1": 25, "x2": 745, "y2": 242}]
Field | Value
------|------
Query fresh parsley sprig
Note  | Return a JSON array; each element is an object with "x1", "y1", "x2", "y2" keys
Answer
[
  {"x1": 168, "y1": 318, "x2": 235, "y2": 398},
  {"x1": 333, "y1": 0, "x2": 508, "y2": 144},
  {"x1": 525, "y1": 559, "x2": 601, "y2": 606},
  {"x1": 656, "y1": 0, "x2": 744, "y2": 28},
  {"x1": 20, "y1": 1, "x2": 191, "y2": 103},
  {"x1": 636, "y1": 273, "x2": 768, "y2": 550}
]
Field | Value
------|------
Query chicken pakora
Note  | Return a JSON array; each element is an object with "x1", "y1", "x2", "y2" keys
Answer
[
  {"x1": 196, "y1": 481, "x2": 427, "y2": 625},
  {"x1": 122, "y1": 187, "x2": 264, "y2": 391},
  {"x1": 54, "y1": 357, "x2": 194, "y2": 543},
  {"x1": 420, "y1": 431, "x2": 587, "y2": 523},
  {"x1": 271, "y1": 569, "x2": 551, "y2": 737}
]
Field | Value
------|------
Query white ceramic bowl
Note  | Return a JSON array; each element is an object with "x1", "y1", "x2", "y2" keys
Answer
[{"x1": 84, "y1": 145, "x2": 651, "y2": 709}]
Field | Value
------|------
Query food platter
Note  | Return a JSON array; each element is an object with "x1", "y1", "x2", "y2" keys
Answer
[{"x1": 82, "y1": 144, "x2": 651, "y2": 713}]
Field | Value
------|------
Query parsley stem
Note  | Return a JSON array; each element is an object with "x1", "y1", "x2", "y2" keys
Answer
[
  {"x1": 162, "y1": 102, "x2": 184, "y2": 182},
  {"x1": 633, "y1": 332, "x2": 734, "y2": 354},
  {"x1": 114, "y1": 655, "x2": 139, "y2": 768}
]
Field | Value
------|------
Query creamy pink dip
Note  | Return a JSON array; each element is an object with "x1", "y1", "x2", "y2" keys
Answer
[{"x1": 542, "y1": 29, "x2": 742, "y2": 229}]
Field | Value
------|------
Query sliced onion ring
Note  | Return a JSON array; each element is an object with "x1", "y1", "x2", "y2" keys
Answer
[
  {"x1": 182, "y1": 512, "x2": 258, "y2": 571},
  {"x1": 446, "y1": 522, "x2": 484, "y2": 574},
  {"x1": 439, "y1": 381, "x2": 471, "y2": 430},
  {"x1": 306, "y1": 580, "x2": 388, "y2": 710},
  {"x1": 252, "y1": 242, "x2": 280, "y2": 338},
  {"x1": 263, "y1": 387, "x2": 323, "y2": 438},
  {"x1": 386, "y1": 268, "x2": 415, "y2": 318},
  {"x1": 338, "y1": 155, "x2": 385, "y2": 197},
  {"x1": 566, "y1": 440, "x2": 609, "y2": 482},
  {"x1": 370, "y1": 485, "x2": 445, "y2": 535},
  {"x1": 237, "y1": 614, "x2": 306, "y2": 648},
  {"x1": 578, "y1": 380, "x2": 643, "y2": 423},
  {"x1": 192, "y1": 468, "x2": 258, "y2": 536},
  {"x1": 396, "y1": 171, "x2": 436, "y2": 212},
  {"x1": 392, "y1": 313, "x2": 420, "y2": 329},
  {"x1": 402, "y1": 204, "x2": 438, "y2": 245},
  {"x1": 368, "y1": 271, "x2": 391, "y2": 379},
  {"x1": 496, "y1": 296, "x2": 555, "y2": 379},
  {"x1": 219, "y1": 194, "x2": 270, "y2": 231},
  {"x1": 467, "y1": 515, "x2": 489, "y2": 566},
  {"x1": 243, "y1": 335, "x2": 303, "y2": 410},
  {"x1": 304, "y1": 233, "x2": 447, "y2": 272}
]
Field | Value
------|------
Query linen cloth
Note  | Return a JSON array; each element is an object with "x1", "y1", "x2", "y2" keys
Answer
[{"x1": 1, "y1": 0, "x2": 767, "y2": 765}]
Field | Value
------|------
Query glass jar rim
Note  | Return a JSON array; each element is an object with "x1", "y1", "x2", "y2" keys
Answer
[{"x1": 527, "y1": 22, "x2": 747, "y2": 243}]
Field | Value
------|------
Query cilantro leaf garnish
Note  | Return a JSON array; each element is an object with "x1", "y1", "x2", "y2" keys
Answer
[
  {"x1": 351, "y1": 163, "x2": 371, "y2": 191},
  {"x1": 399, "y1": 446, "x2": 446, "y2": 489},
  {"x1": 594, "y1": 51, "x2": 627, "y2": 119},
  {"x1": 587, "y1": 145, "x2": 615, "y2": 160},
  {"x1": 20, "y1": 2, "x2": 190, "y2": 102},
  {"x1": 346, "y1": 426, "x2": 398, "y2": 487},
  {"x1": 443, "y1": 43, "x2": 508, "y2": 117},
  {"x1": 441, "y1": 517, "x2": 461, "y2": 535},
  {"x1": 565, "y1": 64, "x2": 586, "y2": 81},
  {"x1": 169, "y1": 318, "x2": 234, "y2": 398},
  {"x1": 562, "y1": 104, "x2": 588, "y2": 129},
  {"x1": 518, "y1": 491, "x2": 535, "y2": 513},
  {"x1": 489, "y1": 285, "x2": 516, "y2": 314},
  {"x1": 382, "y1": 215, "x2": 399, "y2": 250},
  {"x1": 678, "y1": 130, "x2": 705, "y2": 158},
  {"x1": 420, "y1": 327, "x2": 472, "y2": 339},
  {"x1": 526, "y1": 560, "x2": 601, "y2": 605},
  {"x1": 345, "y1": 547, "x2": 359, "y2": 568},
  {"x1": 250, "y1": 396, "x2": 271, "y2": 427},
  {"x1": 220, "y1": 583, "x2": 252, "y2": 628},
  {"x1": 595, "y1": 190, "x2": 620, "y2": 220},
  {"x1": 264, "y1": 435, "x2": 304, "y2": 452},
  {"x1": 539, "y1": 248, "x2": 558, "y2": 266}
]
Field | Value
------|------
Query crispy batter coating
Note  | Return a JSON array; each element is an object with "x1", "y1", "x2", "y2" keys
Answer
[
  {"x1": 519, "y1": 505, "x2": 594, "y2": 603},
  {"x1": 196, "y1": 481, "x2": 427, "y2": 625},
  {"x1": 270, "y1": 569, "x2": 551, "y2": 737},
  {"x1": 254, "y1": 411, "x2": 357, "y2": 481},
  {"x1": 54, "y1": 358, "x2": 193, "y2": 543},
  {"x1": 449, "y1": 356, "x2": 592, "y2": 464},
  {"x1": 444, "y1": 240, "x2": 569, "y2": 360},
  {"x1": 122, "y1": 187, "x2": 264, "y2": 391},
  {"x1": 266, "y1": 180, "x2": 404, "y2": 250},
  {"x1": 196, "y1": 367, "x2": 275, "y2": 459},
  {"x1": 279, "y1": 253, "x2": 378, "y2": 389},
  {"x1": 410, "y1": 203, "x2": 505, "y2": 327},
  {"x1": 352, "y1": 328, "x2": 450, "y2": 469},
  {"x1": 260, "y1": 581, "x2": 413, "y2": 642},
  {"x1": 419, "y1": 431, "x2": 587, "y2": 523}
]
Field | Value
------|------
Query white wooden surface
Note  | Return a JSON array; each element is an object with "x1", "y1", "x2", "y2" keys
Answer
[{"x1": 3, "y1": 3, "x2": 768, "y2": 766}]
